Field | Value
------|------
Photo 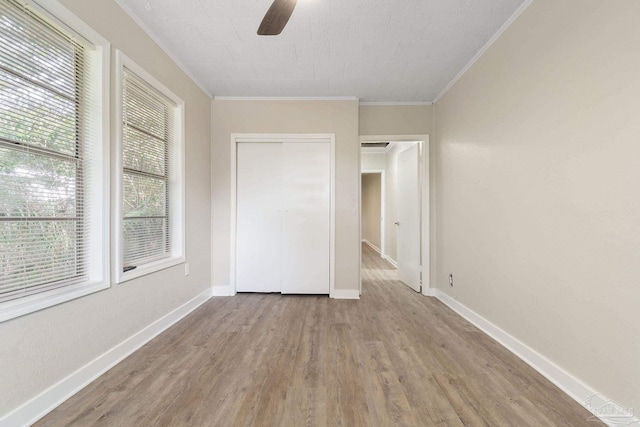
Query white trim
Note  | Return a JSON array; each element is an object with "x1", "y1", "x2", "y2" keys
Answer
[
  {"x1": 229, "y1": 134, "x2": 336, "y2": 297},
  {"x1": 95, "y1": 34, "x2": 112, "y2": 314},
  {"x1": 214, "y1": 96, "x2": 358, "y2": 101},
  {"x1": 361, "y1": 135, "x2": 426, "y2": 143},
  {"x1": 424, "y1": 287, "x2": 437, "y2": 297},
  {"x1": 385, "y1": 139, "x2": 425, "y2": 153},
  {"x1": 114, "y1": 50, "x2": 186, "y2": 284},
  {"x1": 382, "y1": 255, "x2": 398, "y2": 269},
  {"x1": 28, "y1": 1, "x2": 100, "y2": 46},
  {"x1": 0, "y1": 282, "x2": 109, "y2": 324},
  {"x1": 329, "y1": 136, "x2": 336, "y2": 298},
  {"x1": 433, "y1": 0, "x2": 533, "y2": 104},
  {"x1": 211, "y1": 285, "x2": 235, "y2": 297},
  {"x1": 210, "y1": 103, "x2": 216, "y2": 299},
  {"x1": 357, "y1": 151, "x2": 362, "y2": 295},
  {"x1": 362, "y1": 240, "x2": 382, "y2": 255},
  {"x1": 419, "y1": 138, "x2": 430, "y2": 295},
  {"x1": 117, "y1": 257, "x2": 185, "y2": 283},
  {"x1": 229, "y1": 134, "x2": 238, "y2": 297},
  {"x1": 361, "y1": 135, "x2": 425, "y2": 155},
  {"x1": 113, "y1": 0, "x2": 212, "y2": 99},
  {"x1": 0, "y1": 289, "x2": 213, "y2": 427},
  {"x1": 430, "y1": 289, "x2": 638, "y2": 427},
  {"x1": 359, "y1": 101, "x2": 433, "y2": 106},
  {"x1": 330, "y1": 289, "x2": 360, "y2": 300}
]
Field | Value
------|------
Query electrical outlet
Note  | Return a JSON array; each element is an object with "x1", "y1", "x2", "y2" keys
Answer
[
  {"x1": 449, "y1": 274, "x2": 454, "y2": 287},
  {"x1": 185, "y1": 263, "x2": 190, "y2": 276}
]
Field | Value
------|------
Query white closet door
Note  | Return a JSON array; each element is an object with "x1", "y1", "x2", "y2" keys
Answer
[
  {"x1": 236, "y1": 142, "x2": 283, "y2": 292},
  {"x1": 281, "y1": 142, "x2": 330, "y2": 294}
]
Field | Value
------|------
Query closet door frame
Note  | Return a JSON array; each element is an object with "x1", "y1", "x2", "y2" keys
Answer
[{"x1": 229, "y1": 133, "x2": 336, "y2": 297}]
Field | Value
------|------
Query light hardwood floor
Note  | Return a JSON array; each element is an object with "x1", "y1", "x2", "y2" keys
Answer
[{"x1": 36, "y1": 244, "x2": 601, "y2": 426}]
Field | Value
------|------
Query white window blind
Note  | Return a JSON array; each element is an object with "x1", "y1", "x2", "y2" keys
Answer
[
  {"x1": 0, "y1": 0, "x2": 92, "y2": 303},
  {"x1": 121, "y1": 68, "x2": 176, "y2": 269}
]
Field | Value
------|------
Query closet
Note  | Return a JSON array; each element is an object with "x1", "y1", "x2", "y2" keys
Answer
[{"x1": 235, "y1": 141, "x2": 331, "y2": 294}]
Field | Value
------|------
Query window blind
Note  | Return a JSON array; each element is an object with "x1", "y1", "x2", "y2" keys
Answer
[
  {"x1": 121, "y1": 68, "x2": 175, "y2": 268},
  {"x1": 0, "y1": 0, "x2": 91, "y2": 302}
]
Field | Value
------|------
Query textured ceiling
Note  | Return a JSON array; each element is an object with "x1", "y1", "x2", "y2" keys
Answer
[{"x1": 117, "y1": 0, "x2": 526, "y2": 102}]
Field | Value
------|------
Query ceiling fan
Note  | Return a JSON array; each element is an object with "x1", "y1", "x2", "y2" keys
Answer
[{"x1": 257, "y1": 0, "x2": 298, "y2": 36}]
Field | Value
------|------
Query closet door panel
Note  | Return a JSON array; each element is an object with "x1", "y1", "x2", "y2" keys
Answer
[
  {"x1": 236, "y1": 142, "x2": 283, "y2": 292},
  {"x1": 281, "y1": 142, "x2": 330, "y2": 294}
]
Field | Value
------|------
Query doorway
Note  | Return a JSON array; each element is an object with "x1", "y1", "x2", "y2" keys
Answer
[{"x1": 359, "y1": 135, "x2": 430, "y2": 295}]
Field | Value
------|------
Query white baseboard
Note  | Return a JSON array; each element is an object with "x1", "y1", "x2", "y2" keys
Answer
[
  {"x1": 424, "y1": 287, "x2": 437, "y2": 297},
  {"x1": 330, "y1": 289, "x2": 360, "y2": 300},
  {"x1": 0, "y1": 288, "x2": 213, "y2": 427},
  {"x1": 382, "y1": 255, "x2": 398, "y2": 269},
  {"x1": 362, "y1": 239, "x2": 382, "y2": 255},
  {"x1": 212, "y1": 285, "x2": 236, "y2": 296},
  {"x1": 430, "y1": 289, "x2": 638, "y2": 427}
]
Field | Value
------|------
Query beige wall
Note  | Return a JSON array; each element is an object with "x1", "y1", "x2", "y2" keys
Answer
[
  {"x1": 435, "y1": 0, "x2": 640, "y2": 411},
  {"x1": 359, "y1": 105, "x2": 433, "y2": 136},
  {"x1": 0, "y1": 0, "x2": 212, "y2": 417},
  {"x1": 212, "y1": 100, "x2": 360, "y2": 292},
  {"x1": 361, "y1": 173, "x2": 382, "y2": 249}
]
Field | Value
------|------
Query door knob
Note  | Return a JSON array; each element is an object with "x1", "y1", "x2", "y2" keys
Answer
[{"x1": 394, "y1": 221, "x2": 400, "y2": 226}]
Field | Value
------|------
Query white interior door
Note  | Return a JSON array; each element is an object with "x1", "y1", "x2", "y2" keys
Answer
[
  {"x1": 236, "y1": 142, "x2": 282, "y2": 292},
  {"x1": 396, "y1": 144, "x2": 421, "y2": 292},
  {"x1": 281, "y1": 142, "x2": 330, "y2": 294}
]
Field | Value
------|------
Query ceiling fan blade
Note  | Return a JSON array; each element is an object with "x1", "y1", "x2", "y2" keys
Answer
[{"x1": 257, "y1": 0, "x2": 297, "y2": 36}]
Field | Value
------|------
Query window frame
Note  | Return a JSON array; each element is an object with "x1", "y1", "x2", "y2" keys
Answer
[
  {"x1": 114, "y1": 50, "x2": 185, "y2": 284},
  {"x1": 0, "y1": 0, "x2": 110, "y2": 322}
]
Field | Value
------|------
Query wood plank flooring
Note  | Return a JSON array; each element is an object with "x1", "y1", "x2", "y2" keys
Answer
[{"x1": 36, "y1": 244, "x2": 601, "y2": 426}]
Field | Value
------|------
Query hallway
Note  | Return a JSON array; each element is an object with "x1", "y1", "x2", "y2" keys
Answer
[{"x1": 36, "y1": 244, "x2": 599, "y2": 426}]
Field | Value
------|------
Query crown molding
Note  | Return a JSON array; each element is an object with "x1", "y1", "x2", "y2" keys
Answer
[
  {"x1": 359, "y1": 101, "x2": 433, "y2": 106},
  {"x1": 433, "y1": 0, "x2": 533, "y2": 104},
  {"x1": 114, "y1": 0, "x2": 213, "y2": 99},
  {"x1": 213, "y1": 96, "x2": 359, "y2": 101}
]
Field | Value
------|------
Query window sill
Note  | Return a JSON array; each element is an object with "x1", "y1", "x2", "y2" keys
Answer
[
  {"x1": 0, "y1": 280, "x2": 110, "y2": 323},
  {"x1": 116, "y1": 256, "x2": 185, "y2": 284}
]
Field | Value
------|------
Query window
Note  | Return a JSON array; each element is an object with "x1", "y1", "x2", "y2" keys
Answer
[
  {"x1": 0, "y1": 0, "x2": 109, "y2": 321},
  {"x1": 116, "y1": 51, "x2": 184, "y2": 283}
]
